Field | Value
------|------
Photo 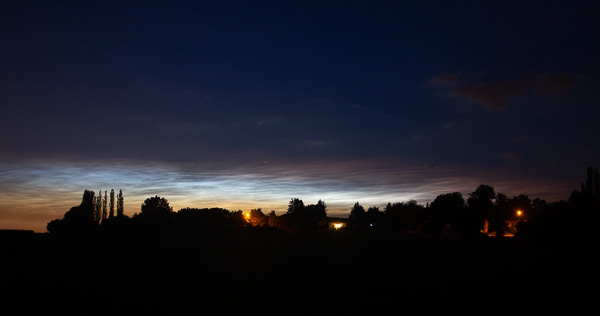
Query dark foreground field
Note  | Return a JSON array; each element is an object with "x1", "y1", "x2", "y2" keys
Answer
[{"x1": 1, "y1": 231, "x2": 598, "y2": 315}]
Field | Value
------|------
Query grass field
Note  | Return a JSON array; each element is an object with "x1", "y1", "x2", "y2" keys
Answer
[{"x1": 1, "y1": 230, "x2": 597, "y2": 315}]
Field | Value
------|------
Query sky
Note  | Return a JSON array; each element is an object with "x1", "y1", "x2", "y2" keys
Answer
[{"x1": 1, "y1": 0, "x2": 599, "y2": 232}]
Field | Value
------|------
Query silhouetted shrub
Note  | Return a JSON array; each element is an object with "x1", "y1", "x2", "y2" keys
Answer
[
  {"x1": 46, "y1": 190, "x2": 99, "y2": 235},
  {"x1": 429, "y1": 192, "x2": 464, "y2": 235},
  {"x1": 384, "y1": 200, "x2": 426, "y2": 231},
  {"x1": 132, "y1": 196, "x2": 175, "y2": 234},
  {"x1": 175, "y1": 207, "x2": 245, "y2": 233}
]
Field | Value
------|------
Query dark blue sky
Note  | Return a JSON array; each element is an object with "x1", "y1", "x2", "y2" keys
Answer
[{"x1": 1, "y1": 0, "x2": 599, "y2": 231}]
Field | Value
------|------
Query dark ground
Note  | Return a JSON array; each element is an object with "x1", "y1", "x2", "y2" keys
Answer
[{"x1": 1, "y1": 230, "x2": 598, "y2": 315}]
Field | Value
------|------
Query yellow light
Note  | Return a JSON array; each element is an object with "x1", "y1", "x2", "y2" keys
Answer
[
  {"x1": 333, "y1": 223, "x2": 342, "y2": 229},
  {"x1": 245, "y1": 212, "x2": 251, "y2": 218},
  {"x1": 516, "y1": 210, "x2": 522, "y2": 216}
]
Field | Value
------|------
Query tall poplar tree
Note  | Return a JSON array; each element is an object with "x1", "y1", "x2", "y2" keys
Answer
[
  {"x1": 102, "y1": 190, "x2": 108, "y2": 220},
  {"x1": 94, "y1": 190, "x2": 102, "y2": 223},
  {"x1": 117, "y1": 189, "x2": 124, "y2": 217},
  {"x1": 109, "y1": 189, "x2": 115, "y2": 218},
  {"x1": 81, "y1": 190, "x2": 96, "y2": 220}
]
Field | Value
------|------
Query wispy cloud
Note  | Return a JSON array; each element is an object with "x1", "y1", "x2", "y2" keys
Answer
[
  {"x1": 430, "y1": 71, "x2": 575, "y2": 110},
  {"x1": 0, "y1": 158, "x2": 575, "y2": 232}
]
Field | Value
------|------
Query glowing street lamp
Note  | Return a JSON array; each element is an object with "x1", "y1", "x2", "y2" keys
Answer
[{"x1": 516, "y1": 210, "x2": 522, "y2": 217}]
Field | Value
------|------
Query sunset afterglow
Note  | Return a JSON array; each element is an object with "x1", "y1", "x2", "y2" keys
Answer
[
  {"x1": 0, "y1": 158, "x2": 576, "y2": 232},
  {"x1": 1, "y1": 1, "x2": 598, "y2": 233},
  {"x1": 1, "y1": 3, "x2": 598, "y2": 314}
]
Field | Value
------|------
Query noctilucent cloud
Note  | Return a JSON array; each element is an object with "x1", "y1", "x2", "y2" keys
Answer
[{"x1": 1, "y1": 1, "x2": 599, "y2": 231}]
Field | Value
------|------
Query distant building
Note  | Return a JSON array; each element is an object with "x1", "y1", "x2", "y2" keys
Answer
[
  {"x1": 481, "y1": 214, "x2": 527, "y2": 237},
  {"x1": 328, "y1": 218, "x2": 348, "y2": 230}
]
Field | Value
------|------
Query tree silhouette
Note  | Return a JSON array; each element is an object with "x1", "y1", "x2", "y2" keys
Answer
[
  {"x1": 365, "y1": 206, "x2": 383, "y2": 228},
  {"x1": 267, "y1": 210, "x2": 277, "y2": 227},
  {"x1": 575, "y1": 167, "x2": 600, "y2": 206},
  {"x1": 43, "y1": 170, "x2": 600, "y2": 240},
  {"x1": 248, "y1": 208, "x2": 268, "y2": 227},
  {"x1": 80, "y1": 189, "x2": 95, "y2": 214},
  {"x1": 287, "y1": 198, "x2": 305, "y2": 214},
  {"x1": 384, "y1": 200, "x2": 426, "y2": 231},
  {"x1": 133, "y1": 195, "x2": 174, "y2": 233},
  {"x1": 94, "y1": 190, "x2": 102, "y2": 223},
  {"x1": 429, "y1": 192, "x2": 464, "y2": 235},
  {"x1": 46, "y1": 189, "x2": 99, "y2": 234},
  {"x1": 102, "y1": 190, "x2": 108, "y2": 221},
  {"x1": 175, "y1": 207, "x2": 245, "y2": 233},
  {"x1": 490, "y1": 193, "x2": 509, "y2": 237},
  {"x1": 583, "y1": 167, "x2": 598, "y2": 196},
  {"x1": 140, "y1": 196, "x2": 173, "y2": 217},
  {"x1": 109, "y1": 189, "x2": 115, "y2": 218},
  {"x1": 301, "y1": 200, "x2": 328, "y2": 231},
  {"x1": 348, "y1": 202, "x2": 366, "y2": 228},
  {"x1": 117, "y1": 189, "x2": 124, "y2": 217},
  {"x1": 566, "y1": 167, "x2": 600, "y2": 240},
  {"x1": 284, "y1": 198, "x2": 327, "y2": 231},
  {"x1": 462, "y1": 184, "x2": 496, "y2": 238}
]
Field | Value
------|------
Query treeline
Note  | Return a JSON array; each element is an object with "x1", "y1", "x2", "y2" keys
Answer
[
  {"x1": 47, "y1": 194, "x2": 242, "y2": 235},
  {"x1": 47, "y1": 189, "x2": 127, "y2": 235},
  {"x1": 344, "y1": 187, "x2": 534, "y2": 237},
  {"x1": 46, "y1": 194, "x2": 329, "y2": 235},
  {"x1": 46, "y1": 168, "x2": 600, "y2": 242},
  {"x1": 344, "y1": 167, "x2": 600, "y2": 242},
  {"x1": 244, "y1": 198, "x2": 328, "y2": 231}
]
